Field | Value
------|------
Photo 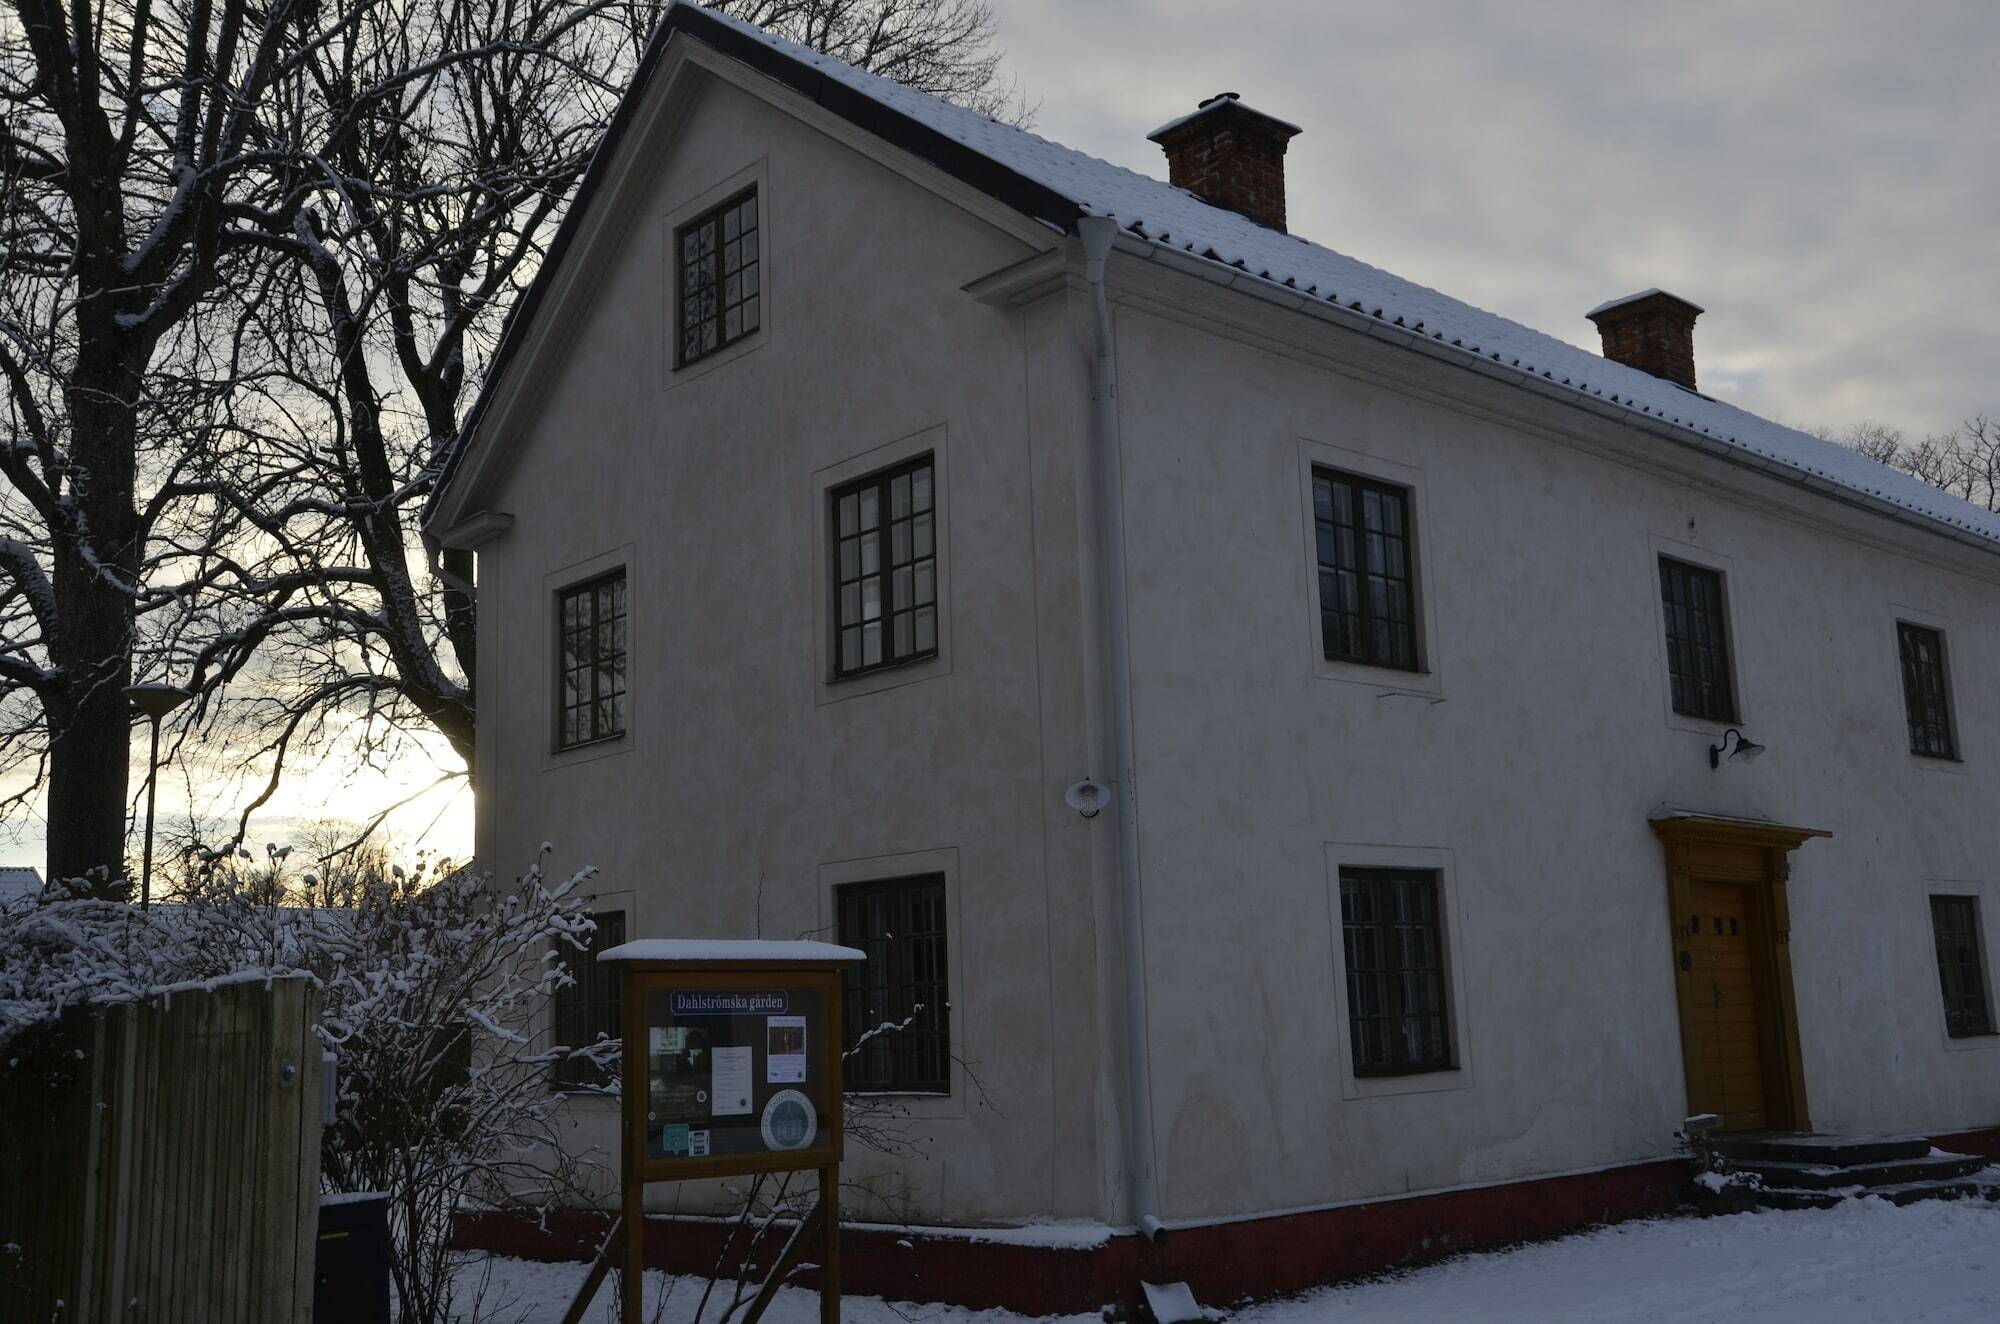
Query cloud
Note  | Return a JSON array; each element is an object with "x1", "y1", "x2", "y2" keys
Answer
[{"x1": 995, "y1": 0, "x2": 1999, "y2": 435}]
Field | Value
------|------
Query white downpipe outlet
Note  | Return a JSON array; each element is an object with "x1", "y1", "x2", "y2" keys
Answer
[{"x1": 1079, "y1": 215, "x2": 1166, "y2": 1247}]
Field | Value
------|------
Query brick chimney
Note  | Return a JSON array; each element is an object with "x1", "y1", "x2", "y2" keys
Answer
[
  {"x1": 1586, "y1": 289, "x2": 1705, "y2": 391},
  {"x1": 1147, "y1": 93, "x2": 1303, "y2": 232}
]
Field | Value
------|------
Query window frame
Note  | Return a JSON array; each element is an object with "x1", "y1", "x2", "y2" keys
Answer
[
  {"x1": 674, "y1": 187, "x2": 761, "y2": 368},
  {"x1": 1658, "y1": 555, "x2": 1739, "y2": 724},
  {"x1": 1929, "y1": 894, "x2": 1994, "y2": 1039},
  {"x1": 550, "y1": 909, "x2": 627, "y2": 1092},
  {"x1": 1311, "y1": 465, "x2": 1422, "y2": 673},
  {"x1": 1897, "y1": 621, "x2": 1958, "y2": 761},
  {"x1": 1337, "y1": 867, "x2": 1455, "y2": 1078},
  {"x1": 835, "y1": 873, "x2": 952, "y2": 1095},
  {"x1": 554, "y1": 568, "x2": 629, "y2": 751},
  {"x1": 828, "y1": 454, "x2": 940, "y2": 681}
]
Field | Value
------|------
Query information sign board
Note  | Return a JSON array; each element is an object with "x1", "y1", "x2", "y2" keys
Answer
[{"x1": 638, "y1": 978, "x2": 836, "y2": 1173}]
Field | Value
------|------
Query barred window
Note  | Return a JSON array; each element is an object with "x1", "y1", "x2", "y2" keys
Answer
[
  {"x1": 831, "y1": 457, "x2": 937, "y2": 678},
  {"x1": 1898, "y1": 622, "x2": 1957, "y2": 759},
  {"x1": 1659, "y1": 557, "x2": 1736, "y2": 722},
  {"x1": 837, "y1": 875, "x2": 950, "y2": 1093},
  {"x1": 1930, "y1": 895, "x2": 1993, "y2": 1038},
  {"x1": 557, "y1": 571, "x2": 627, "y2": 748},
  {"x1": 551, "y1": 911, "x2": 625, "y2": 1089},
  {"x1": 1313, "y1": 469, "x2": 1418, "y2": 671},
  {"x1": 677, "y1": 189, "x2": 760, "y2": 365},
  {"x1": 1340, "y1": 868, "x2": 1451, "y2": 1076}
]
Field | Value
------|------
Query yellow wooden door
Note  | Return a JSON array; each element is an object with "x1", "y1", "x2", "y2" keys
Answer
[{"x1": 1687, "y1": 880, "x2": 1767, "y2": 1131}]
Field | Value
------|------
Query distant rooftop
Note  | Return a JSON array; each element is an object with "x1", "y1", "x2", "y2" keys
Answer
[{"x1": 0, "y1": 866, "x2": 44, "y2": 902}]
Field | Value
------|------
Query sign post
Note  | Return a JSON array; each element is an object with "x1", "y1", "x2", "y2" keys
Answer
[{"x1": 599, "y1": 939, "x2": 863, "y2": 1324}]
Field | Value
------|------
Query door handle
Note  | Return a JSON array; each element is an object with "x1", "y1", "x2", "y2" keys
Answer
[{"x1": 1712, "y1": 979, "x2": 1723, "y2": 1009}]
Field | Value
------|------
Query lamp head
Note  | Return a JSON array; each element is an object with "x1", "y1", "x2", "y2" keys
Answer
[
  {"x1": 124, "y1": 682, "x2": 194, "y2": 721},
  {"x1": 1708, "y1": 728, "x2": 1766, "y2": 769}
]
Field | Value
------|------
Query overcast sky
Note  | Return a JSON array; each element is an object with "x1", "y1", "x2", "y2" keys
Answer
[
  {"x1": 8, "y1": 2, "x2": 1995, "y2": 874},
  {"x1": 996, "y1": 0, "x2": 1998, "y2": 438}
]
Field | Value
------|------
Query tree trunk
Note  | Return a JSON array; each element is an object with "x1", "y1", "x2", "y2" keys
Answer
[{"x1": 44, "y1": 333, "x2": 143, "y2": 886}]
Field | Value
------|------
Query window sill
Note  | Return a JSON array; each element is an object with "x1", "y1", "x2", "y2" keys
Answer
[
  {"x1": 1942, "y1": 1027, "x2": 2000, "y2": 1052},
  {"x1": 1340, "y1": 1062, "x2": 1469, "y2": 1101},
  {"x1": 543, "y1": 730, "x2": 633, "y2": 771},
  {"x1": 817, "y1": 648, "x2": 950, "y2": 706},
  {"x1": 1912, "y1": 751, "x2": 1968, "y2": 776},
  {"x1": 832, "y1": 649, "x2": 940, "y2": 686},
  {"x1": 1313, "y1": 653, "x2": 1443, "y2": 700}
]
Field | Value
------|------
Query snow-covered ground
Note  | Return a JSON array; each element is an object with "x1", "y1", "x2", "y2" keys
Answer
[{"x1": 454, "y1": 1197, "x2": 2000, "y2": 1322}]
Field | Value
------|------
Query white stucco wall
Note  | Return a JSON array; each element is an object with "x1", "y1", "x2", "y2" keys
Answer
[
  {"x1": 462, "y1": 62, "x2": 1122, "y2": 1225},
  {"x1": 456, "y1": 51, "x2": 2000, "y2": 1233},
  {"x1": 1106, "y1": 286, "x2": 2000, "y2": 1220}
]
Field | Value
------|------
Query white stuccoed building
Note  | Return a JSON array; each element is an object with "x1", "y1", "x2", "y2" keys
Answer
[{"x1": 427, "y1": 4, "x2": 2000, "y2": 1300}]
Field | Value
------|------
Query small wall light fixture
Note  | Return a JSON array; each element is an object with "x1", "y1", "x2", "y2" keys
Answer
[
  {"x1": 1065, "y1": 779, "x2": 1112, "y2": 819},
  {"x1": 1709, "y1": 728, "x2": 1766, "y2": 769}
]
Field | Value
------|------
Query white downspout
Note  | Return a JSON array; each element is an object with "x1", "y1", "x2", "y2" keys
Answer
[{"x1": 1079, "y1": 216, "x2": 1166, "y2": 1246}]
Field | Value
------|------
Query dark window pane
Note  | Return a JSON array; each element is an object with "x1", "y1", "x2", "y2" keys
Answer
[
  {"x1": 837, "y1": 876, "x2": 950, "y2": 1092},
  {"x1": 676, "y1": 188, "x2": 761, "y2": 366},
  {"x1": 830, "y1": 456, "x2": 939, "y2": 678},
  {"x1": 1340, "y1": 868, "x2": 1451, "y2": 1075},
  {"x1": 551, "y1": 912, "x2": 626, "y2": 1089},
  {"x1": 1899, "y1": 622, "x2": 1956, "y2": 759},
  {"x1": 1931, "y1": 895, "x2": 1993, "y2": 1037},
  {"x1": 1659, "y1": 558, "x2": 1737, "y2": 722},
  {"x1": 1313, "y1": 469, "x2": 1418, "y2": 671},
  {"x1": 555, "y1": 570, "x2": 627, "y2": 749}
]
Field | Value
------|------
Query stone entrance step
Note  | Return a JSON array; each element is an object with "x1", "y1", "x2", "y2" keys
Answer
[{"x1": 1694, "y1": 1132, "x2": 2000, "y2": 1212}]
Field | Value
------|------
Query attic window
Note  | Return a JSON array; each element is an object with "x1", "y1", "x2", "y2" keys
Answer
[{"x1": 676, "y1": 188, "x2": 760, "y2": 366}]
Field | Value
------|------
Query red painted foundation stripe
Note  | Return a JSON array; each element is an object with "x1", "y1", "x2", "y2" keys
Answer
[{"x1": 452, "y1": 1129, "x2": 2000, "y2": 1314}]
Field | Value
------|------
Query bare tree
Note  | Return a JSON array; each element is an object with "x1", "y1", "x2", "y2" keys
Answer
[
  {"x1": 187, "y1": 0, "x2": 1025, "y2": 848},
  {"x1": 1832, "y1": 416, "x2": 2000, "y2": 514}
]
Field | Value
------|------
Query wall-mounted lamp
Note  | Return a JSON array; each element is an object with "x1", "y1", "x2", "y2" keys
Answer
[
  {"x1": 1065, "y1": 779, "x2": 1112, "y2": 819},
  {"x1": 1709, "y1": 728, "x2": 1766, "y2": 769}
]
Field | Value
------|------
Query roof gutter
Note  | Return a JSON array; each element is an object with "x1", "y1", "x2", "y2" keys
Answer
[
  {"x1": 1112, "y1": 233, "x2": 2000, "y2": 560},
  {"x1": 1079, "y1": 216, "x2": 1165, "y2": 1246}
]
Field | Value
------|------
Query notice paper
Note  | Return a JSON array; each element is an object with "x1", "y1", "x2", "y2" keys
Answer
[
  {"x1": 766, "y1": 1015, "x2": 807, "y2": 1084},
  {"x1": 711, "y1": 1045, "x2": 753, "y2": 1115}
]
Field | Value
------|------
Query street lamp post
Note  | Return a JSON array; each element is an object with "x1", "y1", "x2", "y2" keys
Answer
[{"x1": 125, "y1": 682, "x2": 194, "y2": 910}]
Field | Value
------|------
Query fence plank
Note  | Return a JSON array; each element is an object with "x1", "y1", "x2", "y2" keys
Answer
[{"x1": 0, "y1": 978, "x2": 325, "y2": 1322}]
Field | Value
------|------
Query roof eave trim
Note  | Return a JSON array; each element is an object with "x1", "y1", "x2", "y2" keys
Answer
[
  {"x1": 1113, "y1": 234, "x2": 2000, "y2": 559},
  {"x1": 427, "y1": 5, "x2": 1086, "y2": 530}
]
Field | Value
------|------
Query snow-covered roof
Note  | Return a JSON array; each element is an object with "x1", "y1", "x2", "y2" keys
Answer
[
  {"x1": 0, "y1": 866, "x2": 42, "y2": 902},
  {"x1": 598, "y1": 938, "x2": 865, "y2": 964},
  {"x1": 430, "y1": 3, "x2": 2000, "y2": 554}
]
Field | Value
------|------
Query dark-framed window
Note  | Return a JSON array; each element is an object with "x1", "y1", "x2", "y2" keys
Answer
[
  {"x1": 1659, "y1": 557, "x2": 1736, "y2": 722},
  {"x1": 837, "y1": 875, "x2": 950, "y2": 1093},
  {"x1": 1930, "y1": 895, "x2": 1993, "y2": 1037},
  {"x1": 830, "y1": 457, "x2": 937, "y2": 678},
  {"x1": 676, "y1": 189, "x2": 760, "y2": 366},
  {"x1": 1898, "y1": 622, "x2": 1957, "y2": 759},
  {"x1": 551, "y1": 911, "x2": 626, "y2": 1089},
  {"x1": 557, "y1": 570, "x2": 627, "y2": 748},
  {"x1": 1313, "y1": 468, "x2": 1419, "y2": 671},
  {"x1": 1339, "y1": 868, "x2": 1451, "y2": 1076}
]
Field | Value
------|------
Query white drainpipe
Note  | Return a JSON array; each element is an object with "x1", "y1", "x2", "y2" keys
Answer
[{"x1": 1079, "y1": 215, "x2": 1166, "y2": 1246}]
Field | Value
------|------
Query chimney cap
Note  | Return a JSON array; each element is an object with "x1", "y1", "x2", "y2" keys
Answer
[
  {"x1": 1586, "y1": 288, "x2": 1705, "y2": 322},
  {"x1": 1147, "y1": 93, "x2": 1303, "y2": 145}
]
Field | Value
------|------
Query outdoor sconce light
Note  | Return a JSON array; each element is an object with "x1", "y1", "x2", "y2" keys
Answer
[
  {"x1": 1065, "y1": 779, "x2": 1112, "y2": 819},
  {"x1": 1709, "y1": 728, "x2": 1767, "y2": 769}
]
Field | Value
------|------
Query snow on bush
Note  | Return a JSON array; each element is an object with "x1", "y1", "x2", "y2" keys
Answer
[{"x1": 0, "y1": 844, "x2": 617, "y2": 1324}]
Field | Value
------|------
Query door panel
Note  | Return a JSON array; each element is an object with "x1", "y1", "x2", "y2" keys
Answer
[{"x1": 1687, "y1": 880, "x2": 1766, "y2": 1131}]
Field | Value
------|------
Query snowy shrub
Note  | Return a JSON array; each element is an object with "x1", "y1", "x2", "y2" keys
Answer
[{"x1": 0, "y1": 846, "x2": 615, "y2": 1324}]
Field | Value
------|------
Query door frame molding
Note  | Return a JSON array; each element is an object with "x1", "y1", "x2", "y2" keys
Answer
[{"x1": 1651, "y1": 814, "x2": 1829, "y2": 1132}]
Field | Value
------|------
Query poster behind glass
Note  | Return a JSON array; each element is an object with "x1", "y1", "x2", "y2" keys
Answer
[{"x1": 645, "y1": 985, "x2": 827, "y2": 1162}]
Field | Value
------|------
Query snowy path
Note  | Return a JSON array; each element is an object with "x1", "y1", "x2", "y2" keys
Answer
[{"x1": 454, "y1": 1197, "x2": 2000, "y2": 1322}]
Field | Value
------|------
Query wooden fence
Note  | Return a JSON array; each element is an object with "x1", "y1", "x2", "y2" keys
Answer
[{"x1": 0, "y1": 975, "x2": 325, "y2": 1322}]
